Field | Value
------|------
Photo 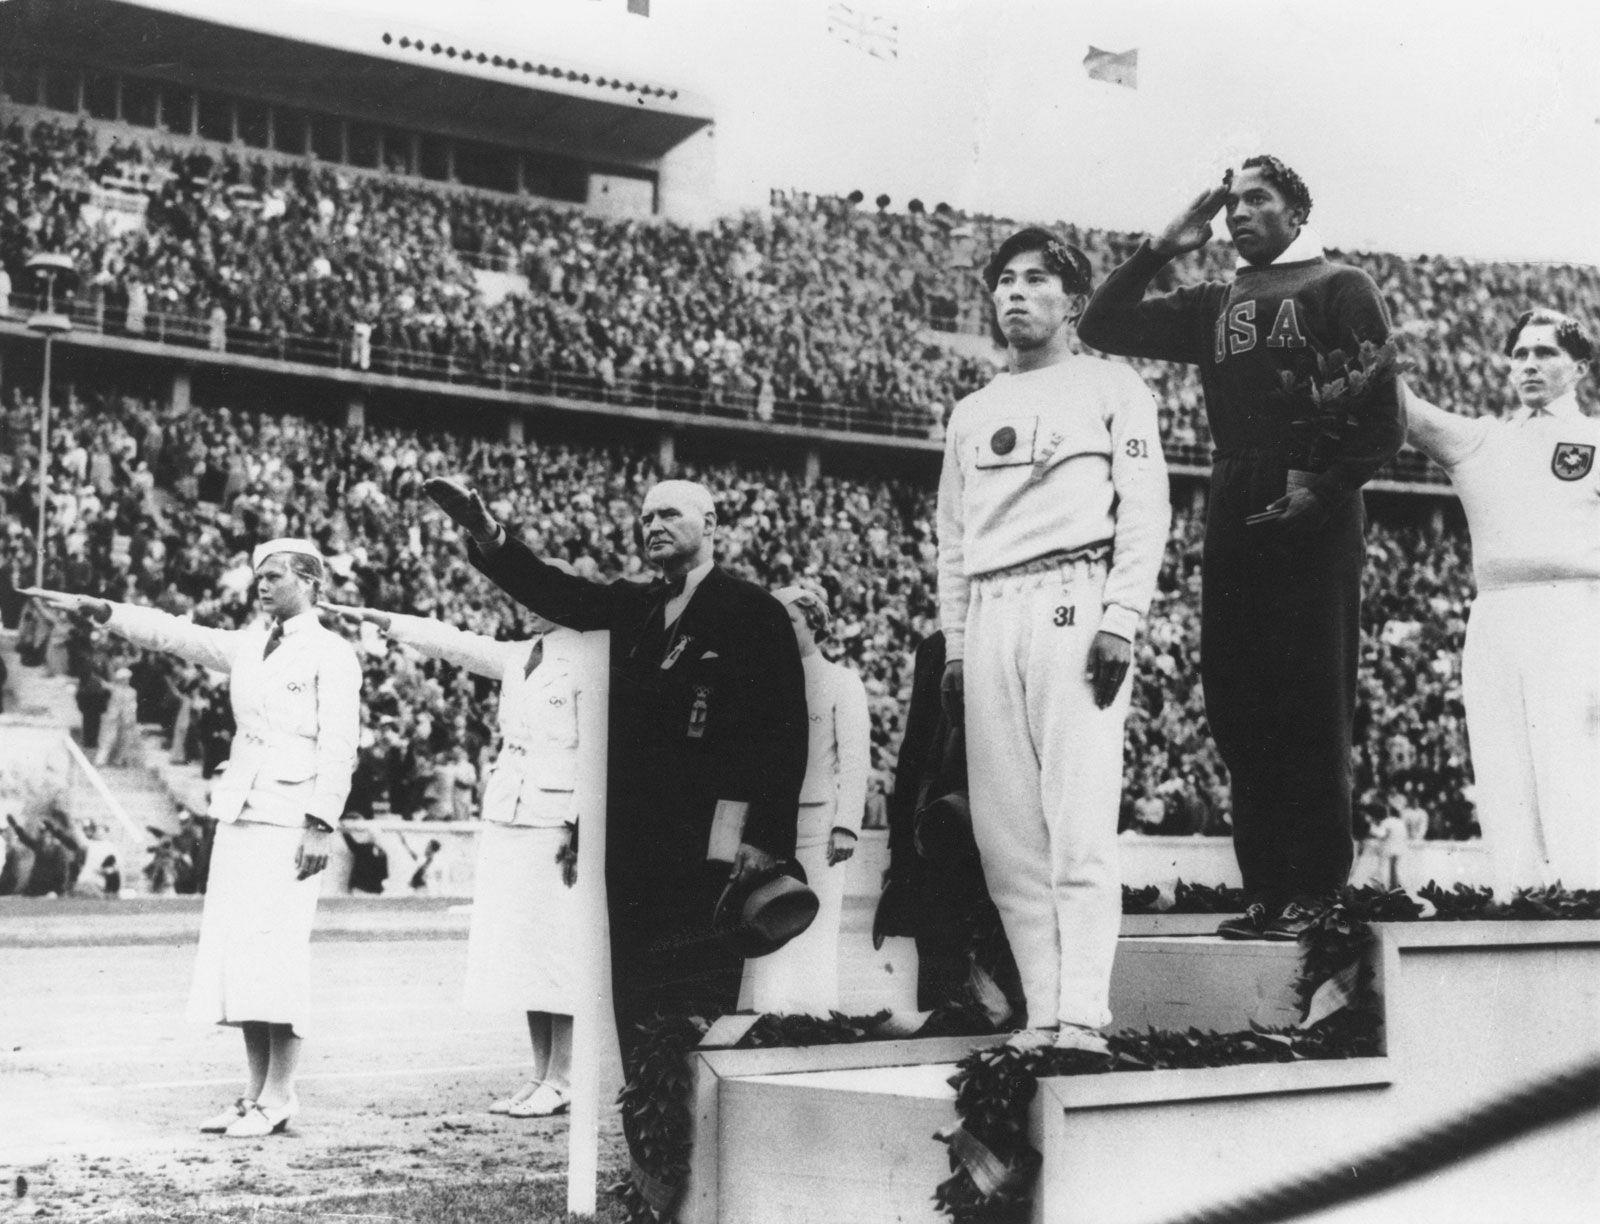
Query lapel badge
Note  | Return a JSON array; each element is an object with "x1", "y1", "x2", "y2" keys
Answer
[{"x1": 661, "y1": 634, "x2": 692, "y2": 670}]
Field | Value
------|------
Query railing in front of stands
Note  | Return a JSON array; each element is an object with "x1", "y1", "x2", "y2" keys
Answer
[
  {"x1": 0, "y1": 289, "x2": 944, "y2": 441},
  {"x1": 0, "y1": 290, "x2": 1448, "y2": 483}
]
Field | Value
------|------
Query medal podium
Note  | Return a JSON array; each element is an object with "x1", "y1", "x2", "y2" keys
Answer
[{"x1": 677, "y1": 919, "x2": 1600, "y2": 1224}]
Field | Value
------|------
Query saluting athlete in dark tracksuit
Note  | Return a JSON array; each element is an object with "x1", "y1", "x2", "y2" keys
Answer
[{"x1": 1079, "y1": 157, "x2": 1405, "y2": 938}]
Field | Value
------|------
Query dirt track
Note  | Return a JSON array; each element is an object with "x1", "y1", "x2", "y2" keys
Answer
[{"x1": 0, "y1": 898, "x2": 625, "y2": 1221}]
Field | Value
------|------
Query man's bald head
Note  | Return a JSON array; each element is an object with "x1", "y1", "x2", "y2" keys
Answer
[
  {"x1": 640, "y1": 480, "x2": 717, "y2": 575},
  {"x1": 646, "y1": 480, "x2": 717, "y2": 522}
]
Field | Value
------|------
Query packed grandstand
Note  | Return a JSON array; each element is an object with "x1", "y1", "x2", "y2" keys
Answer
[{"x1": 4, "y1": 98, "x2": 1588, "y2": 850}]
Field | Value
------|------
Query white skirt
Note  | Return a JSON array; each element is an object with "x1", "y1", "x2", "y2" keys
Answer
[
  {"x1": 186, "y1": 820, "x2": 321, "y2": 1037},
  {"x1": 740, "y1": 809, "x2": 850, "y2": 1017},
  {"x1": 462, "y1": 823, "x2": 578, "y2": 1014}
]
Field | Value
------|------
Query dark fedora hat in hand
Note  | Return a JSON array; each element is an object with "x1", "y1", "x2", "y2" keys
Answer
[
  {"x1": 913, "y1": 789, "x2": 977, "y2": 870},
  {"x1": 713, "y1": 861, "x2": 819, "y2": 958}
]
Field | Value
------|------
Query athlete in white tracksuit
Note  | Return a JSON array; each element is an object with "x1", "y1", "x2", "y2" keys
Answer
[
  {"x1": 937, "y1": 229, "x2": 1170, "y2": 1047},
  {"x1": 1404, "y1": 309, "x2": 1600, "y2": 895}
]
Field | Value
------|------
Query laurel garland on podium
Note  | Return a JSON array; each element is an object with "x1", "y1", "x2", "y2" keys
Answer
[{"x1": 613, "y1": 882, "x2": 1600, "y2": 1223}]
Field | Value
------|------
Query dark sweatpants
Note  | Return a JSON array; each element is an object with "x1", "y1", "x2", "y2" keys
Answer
[{"x1": 1201, "y1": 455, "x2": 1361, "y2": 910}]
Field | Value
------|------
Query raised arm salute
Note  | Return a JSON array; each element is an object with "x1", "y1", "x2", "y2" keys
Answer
[
  {"x1": 1080, "y1": 157, "x2": 1405, "y2": 941},
  {"x1": 1403, "y1": 310, "x2": 1600, "y2": 894},
  {"x1": 326, "y1": 595, "x2": 589, "y2": 1119},
  {"x1": 426, "y1": 474, "x2": 807, "y2": 1210},
  {"x1": 25, "y1": 539, "x2": 360, "y2": 1138}
]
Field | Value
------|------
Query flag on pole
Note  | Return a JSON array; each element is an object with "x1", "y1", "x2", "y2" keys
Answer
[
  {"x1": 827, "y1": 2, "x2": 899, "y2": 61},
  {"x1": 1083, "y1": 46, "x2": 1138, "y2": 89}
]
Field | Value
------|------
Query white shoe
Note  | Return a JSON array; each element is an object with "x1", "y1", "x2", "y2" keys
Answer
[
  {"x1": 1005, "y1": 1027, "x2": 1059, "y2": 1052},
  {"x1": 489, "y1": 1082, "x2": 540, "y2": 1115},
  {"x1": 200, "y1": 1098, "x2": 254, "y2": 1133},
  {"x1": 1054, "y1": 1024, "x2": 1109, "y2": 1056},
  {"x1": 872, "y1": 1009, "x2": 933, "y2": 1038},
  {"x1": 224, "y1": 1096, "x2": 296, "y2": 1138},
  {"x1": 507, "y1": 1084, "x2": 570, "y2": 1118}
]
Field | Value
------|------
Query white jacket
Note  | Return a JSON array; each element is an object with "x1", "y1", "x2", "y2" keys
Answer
[
  {"x1": 386, "y1": 616, "x2": 582, "y2": 827},
  {"x1": 108, "y1": 605, "x2": 361, "y2": 827},
  {"x1": 937, "y1": 355, "x2": 1171, "y2": 658},
  {"x1": 796, "y1": 653, "x2": 871, "y2": 846}
]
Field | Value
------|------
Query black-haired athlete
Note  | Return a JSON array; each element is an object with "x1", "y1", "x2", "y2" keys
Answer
[
  {"x1": 1404, "y1": 309, "x2": 1599, "y2": 895},
  {"x1": 1079, "y1": 157, "x2": 1405, "y2": 939}
]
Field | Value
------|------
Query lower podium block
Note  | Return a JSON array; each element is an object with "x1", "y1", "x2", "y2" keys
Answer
[{"x1": 683, "y1": 1036, "x2": 1006, "y2": 1224}]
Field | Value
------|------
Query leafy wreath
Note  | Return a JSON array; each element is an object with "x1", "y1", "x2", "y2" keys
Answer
[
  {"x1": 616, "y1": 882, "x2": 1599, "y2": 1223},
  {"x1": 935, "y1": 882, "x2": 1599, "y2": 1221}
]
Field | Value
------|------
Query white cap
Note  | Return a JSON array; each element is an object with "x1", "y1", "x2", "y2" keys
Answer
[
  {"x1": 251, "y1": 537, "x2": 325, "y2": 573},
  {"x1": 774, "y1": 584, "x2": 831, "y2": 639}
]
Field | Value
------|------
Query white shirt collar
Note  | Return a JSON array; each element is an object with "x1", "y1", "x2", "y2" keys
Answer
[
  {"x1": 677, "y1": 558, "x2": 714, "y2": 601},
  {"x1": 1519, "y1": 390, "x2": 1582, "y2": 420},
  {"x1": 664, "y1": 558, "x2": 715, "y2": 625},
  {"x1": 278, "y1": 609, "x2": 319, "y2": 636},
  {"x1": 1237, "y1": 226, "x2": 1325, "y2": 270}
]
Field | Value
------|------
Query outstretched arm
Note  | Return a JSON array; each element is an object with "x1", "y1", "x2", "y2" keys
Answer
[
  {"x1": 22, "y1": 590, "x2": 239, "y2": 674},
  {"x1": 325, "y1": 603, "x2": 525, "y2": 682},
  {"x1": 1400, "y1": 379, "x2": 1486, "y2": 469}
]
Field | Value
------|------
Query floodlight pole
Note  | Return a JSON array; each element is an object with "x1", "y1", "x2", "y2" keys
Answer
[{"x1": 25, "y1": 253, "x2": 76, "y2": 589}]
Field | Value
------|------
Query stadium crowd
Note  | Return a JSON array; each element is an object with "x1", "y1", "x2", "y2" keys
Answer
[
  {"x1": 1, "y1": 383, "x2": 1479, "y2": 846},
  {"x1": 4, "y1": 113, "x2": 1598, "y2": 453}
]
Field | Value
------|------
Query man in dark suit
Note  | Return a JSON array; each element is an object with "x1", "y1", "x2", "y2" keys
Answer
[{"x1": 426, "y1": 476, "x2": 807, "y2": 1184}]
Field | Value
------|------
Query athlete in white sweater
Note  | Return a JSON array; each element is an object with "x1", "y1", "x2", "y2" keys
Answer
[
  {"x1": 1404, "y1": 309, "x2": 1600, "y2": 894},
  {"x1": 937, "y1": 229, "x2": 1170, "y2": 1053}
]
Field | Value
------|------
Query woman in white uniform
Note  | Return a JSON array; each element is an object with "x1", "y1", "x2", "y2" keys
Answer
[
  {"x1": 743, "y1": 586, "x2": 870, "y2": 1015},
  {"x1": 326, "y1": 598, "x2": 585, "y2": 1118},
  {"x1": 27, "y1": 539, "x2": 361, "y2": 1138}
]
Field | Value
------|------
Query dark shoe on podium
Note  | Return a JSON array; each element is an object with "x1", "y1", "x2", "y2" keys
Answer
[
  {"x1": 1262, "y1": 899, "x2": 1322, "y2": 942},
  {"x1": 1216, "y1": 901, "x2": 1274, "y2": 940}
]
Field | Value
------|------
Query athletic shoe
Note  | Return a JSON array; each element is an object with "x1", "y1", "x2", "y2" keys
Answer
[
  {"x1": 199, "y1": 1098, "x2": 253, "y2": 1133},
  {"x1": 1215, "y1": 902, "x2": 1274, "y2": 940},
  {"x1": 1053, "y1": 1024, "x2": 1109, "y2": 1056},
  {"x1": 1262, "y1": 900, "x2": 1322, "y2": 942}
]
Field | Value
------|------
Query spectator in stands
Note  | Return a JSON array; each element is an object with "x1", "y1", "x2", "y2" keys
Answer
[
  {"x1": 75, "y1": 666, "x2": 110, "y2": 750},
  {"x1": 95, "y1": 665, "x2": 143, "y2": 767}
]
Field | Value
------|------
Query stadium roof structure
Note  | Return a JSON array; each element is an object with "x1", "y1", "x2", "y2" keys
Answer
[{"x1": 0, "y1": 0, "x2": 713, "y2": 165}]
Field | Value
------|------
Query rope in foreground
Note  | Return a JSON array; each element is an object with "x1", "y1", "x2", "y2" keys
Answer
[{"x1": 1150, "y1": 1053, "x2": 1600, "y2": 1224}]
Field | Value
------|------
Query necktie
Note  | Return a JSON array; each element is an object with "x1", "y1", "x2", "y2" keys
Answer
[
  {"x1": 523, "y1": 636, "x2": 545, "y2": 678},
  {"x1": 263, "y1": 621, "x2": 284, "y2": 659}
]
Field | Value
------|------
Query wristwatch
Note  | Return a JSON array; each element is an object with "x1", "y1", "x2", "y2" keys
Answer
[{"x1": 304, "y1": 814, "x2": 335, "y2": 833}]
